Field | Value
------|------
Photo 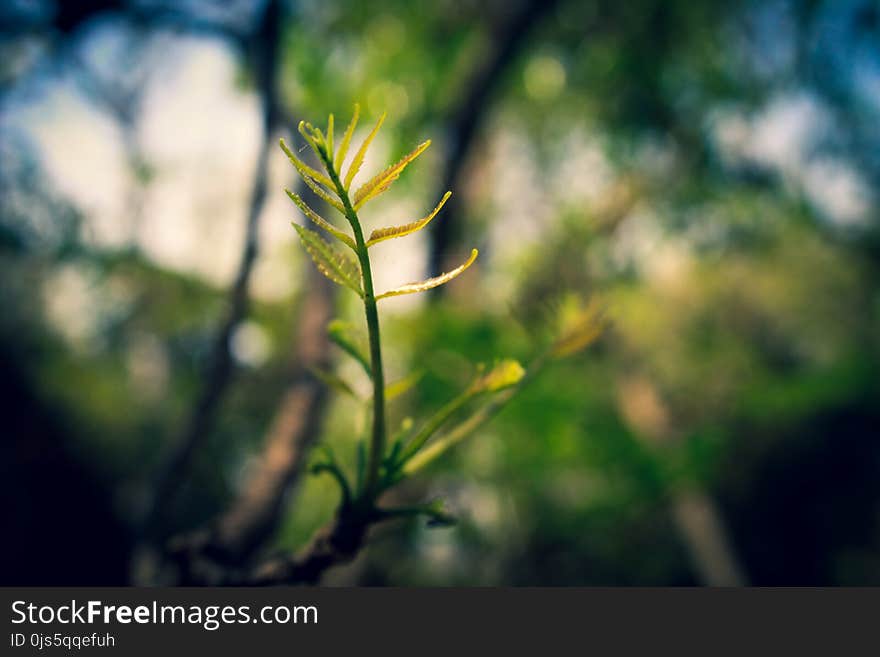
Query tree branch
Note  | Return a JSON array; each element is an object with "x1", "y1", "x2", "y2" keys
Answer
[
  {"x1": 194, "y1": 272, "x2": 336, "y2": 565},
  {"x1": 142, "y1": 0, "x2": 283, "y2": 536},
  {"x1": 427, "y1": 0, "x2": 560, "y2": 286},
  {"x1": 242, "y1": 511, "x2": 370, "y2": 586}
]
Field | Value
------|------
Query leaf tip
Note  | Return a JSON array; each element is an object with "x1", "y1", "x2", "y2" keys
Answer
[{"x1": 471, "y1": 358, "x2": 525, "y2": 393}]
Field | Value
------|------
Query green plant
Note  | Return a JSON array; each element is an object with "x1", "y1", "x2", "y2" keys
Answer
[{"x1": 277, "y1": 106, "x2": 602, "y2": 577}]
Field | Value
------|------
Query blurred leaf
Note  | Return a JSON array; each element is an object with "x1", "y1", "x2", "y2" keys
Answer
[
  {"x1": 470, "y1": 359, "x2": 526, "y2": 393},
  {"x1": 385, "y1": 370, "x2": 424, "y2": 401},
  {"x1": 327, "y1": 319, "x2": 371, "y2": 376},
  {"x1": 552, "y1": 296, "x2": 605, "y2": 358},
  {"x1": 310, "y1": 366, "x2": 360, "y2": 399}
]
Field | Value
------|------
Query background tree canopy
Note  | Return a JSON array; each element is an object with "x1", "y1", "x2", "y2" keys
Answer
[{"x1": 1, "y1": 0, "x2": 879, "y2": 585}]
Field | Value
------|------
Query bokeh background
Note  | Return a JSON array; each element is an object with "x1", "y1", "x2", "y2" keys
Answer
[{"x1": 2, "y1": 0, "x2": 880, "y2": 585}]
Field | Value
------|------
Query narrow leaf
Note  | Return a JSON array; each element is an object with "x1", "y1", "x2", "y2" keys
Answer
[
  {"x1": 326, "y1": 113, "x2": 334, "y2": 160},
  {"x1": 377, "y1": 500, "x2": 457, "y2": 527},
  {"x1": 353, "y1": 140, "x2": 431, "y2": 210},
  {"x1": 385, "y1": 371, "x2": 424, "y2": 402},
  {"x1": 423, "y1": 500, "x2": 457, "y2": 528},
  {"x1": 327, "y1": 319, "x2": 371, "y2": 376},
  {"x1": 279, "y1": 138, "x2": 334, "y2": 190},
  {"x1": 334, "y1": 103, "x2": 360, "y2": 172},
  {"x1": 293, "y1": 224, "x2": 363, "y2": 296},
  {"x1": 402, "y1": 388, "x2": 517, "y2": 476},
  {"x1": 376, "y1": 248, "x2": 478, "y2": 300},
  {"x1": 469, "y1": 359, "x2": 526, "y2": 394},
  {"x1": 398, "y1": 388, "x2": 472, "y2": 462},
  {"x1": 301, "y1": 173, "x2": 345, "y2": 213},
  {"x1": 344, "y1": 111, "x2": 386, "y2": 190},
  {"x1": 367, "y1": 191, "x2": 451, "y2": 246},
  {"x1": 311, "y1": 125, "x2": 327, "y2": 151},
  {"x1": 297, "y1": 121, "x2": 324, "y2": 159},
  {"x1": 286, "y1": 190, "x2": 354, "y2": 249},
  {"x1": 401, "y1": 360, "x2": 523, "y2": 466},
  {"x1": 310, "y1": 366, "x2": 360, "y2": 399},
  {"x1": 551, "y1": 297, "x2": 605, "y2": 358}
]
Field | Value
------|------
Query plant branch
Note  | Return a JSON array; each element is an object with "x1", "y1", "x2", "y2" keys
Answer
[
  {"x1": 194, "y1": 272, "x2": 336, "y2": 563},
  {"x1": 242, "y1": 511, "x2": 373, "y2": 585},
  {"x1": 323, "y1": 159, "x2": 387, "y2": 498},
  {"x1": 234, "y1": 358, "x2": 549, "y2": 585}
]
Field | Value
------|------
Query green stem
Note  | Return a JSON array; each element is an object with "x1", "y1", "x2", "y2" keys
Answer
[
  {"x1": 323, "y1": 156, "x2": 386, "y2": 497},
  {"x1": 311, "y1": 462, "x2": 353, "y2": 507}
]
